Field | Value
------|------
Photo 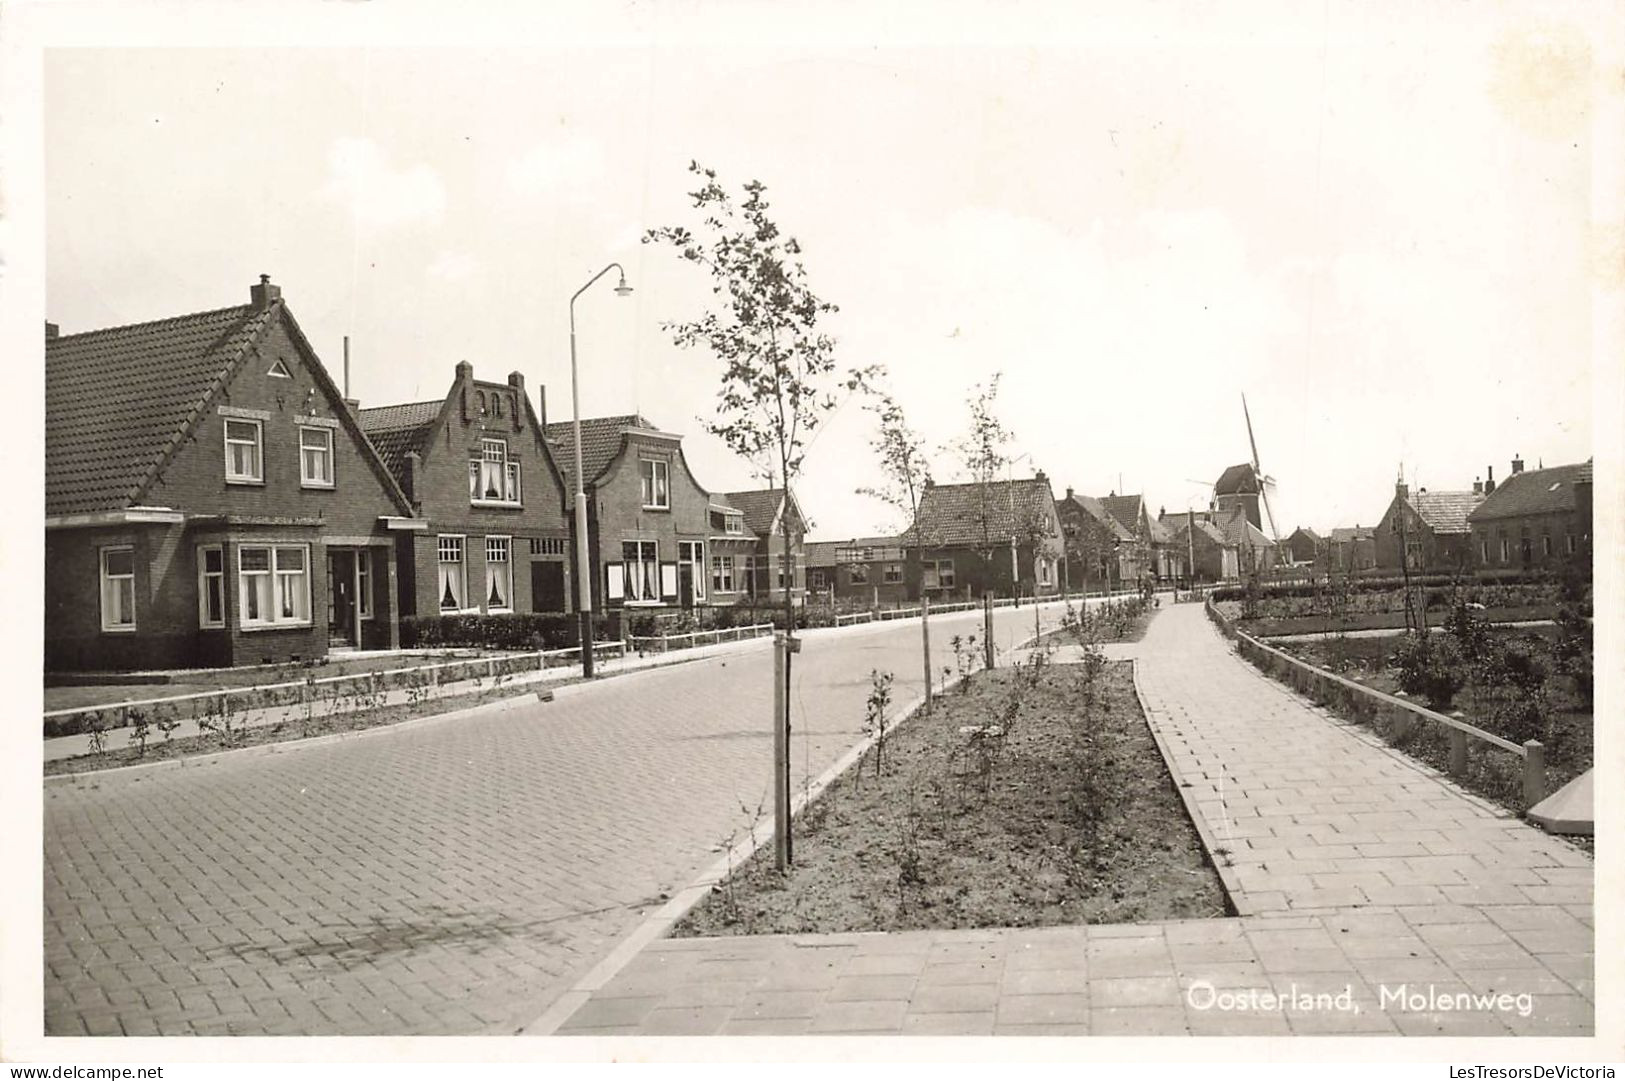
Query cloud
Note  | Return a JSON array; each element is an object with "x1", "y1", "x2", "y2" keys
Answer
[
  {"x1": 426, "y1": 250, "x2": 479, "y2": 282},
  {"x1": 321, "y1": 136, "x2": 445, "y2": 229},
  {"x1": 506, "y1": 136, "x2": 605, "y2": 196}
]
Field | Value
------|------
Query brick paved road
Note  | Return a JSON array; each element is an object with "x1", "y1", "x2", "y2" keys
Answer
[{"x1": 44, "y1": 600, "x2": 1071, "y2": 1036}]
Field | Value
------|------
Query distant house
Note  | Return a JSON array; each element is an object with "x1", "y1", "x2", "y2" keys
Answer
[
  {"x1": 1099, "y1": 492, "x2": 1155, "y2": 583},
  {"x1": 721, "y1": 488, "x2": 809, "y2": 605},
  {"x1": 1284, "y1": 526, "x2": 1322, "y2": 564},
  {"x1": 1375, "y1": 479, "x2": 1482, "y2": 573},
  {"x1": 45, "y1": 277, "x2": 420, "y2": 671},
  {"x1": 1159, "y1": 506, "x2": 1273, "y2": 581},
  {"x1": 1146, "y1": 512, "x2": 1182, "y2": 583},
  {"x1": 908, "y1": 474, "x2": 1063, "y2": 600},
  {"x1": 358, "y1": 363, "x2": 572, "y2": 621},
  {"x1": 1056, "y1": 488, "x2": 1135, "y2": 593},
  {"x1": 1327, "y1": 526, "x2": 1377, "y2": 573},
  {"x1": 804, "y1": 535, "x2": 909, "y2": 604},
  {"x1": 703, "y1": 495, "x2": 758, "y2": 605},
  {"x1": 543, "y1": 414, "x2": 715, "y2": 610},
  {"x1": 1467, "y1": 456, "x2": 1592, "y2": 572}
]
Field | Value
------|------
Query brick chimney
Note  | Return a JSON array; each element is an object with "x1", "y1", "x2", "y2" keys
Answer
[
  {"x1": 250, "y1": 274, "x2": 281, "y2": 309},
  {"x1": 402, "y1": 450, "x2": 421, "y2": 507},
  {"x1": 45, "y1": 321, "x2": 59, "y2": 340},
  {"x1": 1473, "y1": 476, "x2": 1483, "y2": 496},
  {"x1": 1485, "y1": 465, "x2": 1496, "y2": 494},
  {"x1": 1511, "y1": 454, "x2": 1524, "y2": 475},
  {"x1": 1395, "y1": 479, "x2": 1408, "y2": 501},
  {"x1": 1065, "y1": 486, "x2": 1075, "y2": 500},
  {"x1": 1034, "y1": 469, "x2": 1047, "y2": 485}
]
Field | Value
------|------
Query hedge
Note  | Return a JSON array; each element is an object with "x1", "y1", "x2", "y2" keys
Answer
[
  {"x1": 401, "y1": 612, "x2": 611, "y2": 650},
  {"x1": 1209, "y1": 569, "x2": 1561, "y2": 603}
]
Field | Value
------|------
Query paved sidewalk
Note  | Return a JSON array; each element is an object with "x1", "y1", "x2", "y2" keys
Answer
[{"x1": 552, "y1": 602, "x2": 1594, "y2": 1037}]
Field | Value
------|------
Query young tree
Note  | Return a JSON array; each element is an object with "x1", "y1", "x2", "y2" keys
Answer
[
  {"x1": 946, "y1": 374, "x2": 1014, "y2": 593},
  {"x1": 857, "y1": 386, "x2": 935, "y2": 592},
  {"x1": 645, "y1": 162, "x2": 871, "y2": 632}
]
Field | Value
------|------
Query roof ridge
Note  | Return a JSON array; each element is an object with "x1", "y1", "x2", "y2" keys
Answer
[{"x1": 48, "y1": 303, "x2": 253, "y2": 342}]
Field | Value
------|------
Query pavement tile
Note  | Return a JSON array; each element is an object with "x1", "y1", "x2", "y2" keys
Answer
[
  {"x1": 1089, "y1": 1006, "x2": 1189, "y2": 1035},
  {"x1": 827, "y1": 974, "x2": 919, "y2": 1002},
  {"x1": 635, "y1": 1005, "x2": 733, "y2": 1035},
  {"x1": 808, "y1": 999, "x2": 909, "y2": 1033},
  {"x1": 1001, "y1": 967, "x2": 1092, "y2": 996},
  {"x1": 920, "y1": 960, "x2": 1004, "y2": 986},
  {"x1": 1088, "y1": 976, "x2": 1182, "y2": 1009},
  {"x1": 733, "y1": 990, "x2": 827, "y2": 1020},
  {"x1": 996, "y1": 993, "x2": 1091, "y2": 1025},
  {"x1": 1504, "y1": 994, "x2": 1593, "y2": 1036},
  {"x1": 909, "y1": 982, "x2": 1002, "y2": 1014},
  {"x1": 843, "y1": 952, "x2": 930, "y2": 977},
  {"x1": 902, "y1": 1012, "x2": 996, "y2": 1035}
]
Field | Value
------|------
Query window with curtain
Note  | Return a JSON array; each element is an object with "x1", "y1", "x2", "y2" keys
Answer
[{"x1": 438, "y1": 535, "x2": 466, "y2": 610}]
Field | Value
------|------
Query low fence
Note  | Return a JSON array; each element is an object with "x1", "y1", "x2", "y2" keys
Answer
[
  {"x1": 1204, "y1": 597, "x2": 1545, "y2": 808},
  {"x1": 43, "y1": 641, "x2": 628, "y2": 740},
  {"x1": 829, "y1": 589, "x2": 1140, "y2": 628},
  {"x1": 626, "y1": 622, "x2": 775, "y2": 654}
]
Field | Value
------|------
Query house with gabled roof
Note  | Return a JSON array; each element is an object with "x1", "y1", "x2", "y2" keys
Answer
[
  {"x1": 1284, "y1": 526, "x2": 1323, "y2": 565},
  {"x1": 803, "y1": 534, "x2": 909, "y2": 604},
  {"x1": 1100, "y1": 491, "x2": 1156, "y2": 584},
  {"x1": 906, "y1": 473, "x2": 1063, "y2": 600},
  {"x1": 1375, "y1": 477, "x2": 1483, "y2": 572},
  {"x1": 542, "y1": 413, "x2": 716, "y2": 610},
  {"x1": 1467, "y1": 456, "x2": 1592, "y2": 572},
  {"x1": 720, "y1": 488, "x2": 809, "y2": 605},
  {"x1": 1056, "y1": 488, "x2": 1135, "y2": 593},
  {"x1": 358, "y1": 362, "x2": 572, "y2": 622},
  {"x1": 1327, "y1": 525, "x2": 1377, "y2": 573},
  {"x1": 44, "y1": 277, "x2": 422, "y2": 671}
]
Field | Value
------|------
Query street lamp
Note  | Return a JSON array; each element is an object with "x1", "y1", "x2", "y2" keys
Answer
[{"x1": 569, "y1": 262, "x2": 633, "y2": 677}]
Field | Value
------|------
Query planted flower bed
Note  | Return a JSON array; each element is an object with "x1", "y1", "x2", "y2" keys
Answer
[{"x1": 676, "y1": 648, "x2": 1225, "y2": 937}]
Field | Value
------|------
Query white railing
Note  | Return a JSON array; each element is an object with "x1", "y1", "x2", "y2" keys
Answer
[
  {"x1": 44, "y1": 641, "x2": 628, "y2": 736},
  {"x1": 626, "y1": 622, "x2": 776, "y2": 654}
]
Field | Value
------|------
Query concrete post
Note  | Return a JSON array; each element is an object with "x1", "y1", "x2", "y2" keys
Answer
[
  {"x1": 1449, "y1": 728, "x2": 1468, "y2": 777},
  {"x1": 983, "y1": 592, "x2": 996, "y2": 670},
  {"x1": 1522, "y1": 739, "x2": 1546, "y2": 808},
  {"x1": 773, "y1": 633, "x2": 789, "y2": 872}
]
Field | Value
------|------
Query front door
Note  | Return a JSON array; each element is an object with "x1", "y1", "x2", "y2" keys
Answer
[
  {"x1": 678, "y1": 563, "x2": 695, "y2": 608},
  {"x1": 327, "y1": 550, "x2": 355, "y2": 645},
  {"x1": 531, "y1": 560, "x2": 566, "y2": 613}
]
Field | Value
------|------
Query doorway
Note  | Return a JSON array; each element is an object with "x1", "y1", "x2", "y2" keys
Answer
[
  {"x1": 531, "y1": 560, "x2": 566, "y2": 613},
  {"x1": 327, "y1": 550, "x2": 356, "y2": 646}
]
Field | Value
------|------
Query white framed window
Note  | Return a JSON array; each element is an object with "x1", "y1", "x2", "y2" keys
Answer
[
  {"x1": 100, "y1": 546, "x2": 136, "y2": 632},
  {"x1": 1038, "y1": 558, "x2": 1053, "y2": 586},
  {"x1": 224, "y1": 418, "x2": 263, "y2": 483},
  {"x1": 640, "y1": 458, "x2": 670, "y2": 509},
  {"x1": 239, "y1": 545, "x2": 311, "y2": 627},
  {"x1": 726, "y1": 513, "x2": 743, "y2": 535},
  {"x1": 198, "y1": 545, "x2": 224, "y2": 628},
  {"x1": 470, "y1": 439, "x2": 521, "y2": 504},
  {"x1": 622, "y1": 540, "x2": 659, "y2": 602},
  {"x1": 1499, "y1": 537, "x2": 1509, "y2": 563},
  {"x1": 1480, "y1": 540, "x2": 1489, "y2": 564},
  {"x1": 883, "y1": 563, "x2": 903, "y2": 584},
  {"x1": 357, "y1": 550, "x2": 373, "y2": 620},
  {"x1": 437, "y1": 535, "x2": 467, "y2": 611},
  {"x1": 937, "y1": 559, "x2": 956, "y2": 589},
  {"x1": 1541, "y1": 534, "x2": 1552, "y2": 557},
  {"x1": 299, "y1": 426, "x2": 335, "y2": 488},
  {"x1": 485, "y1": 536, "x2": 512, "y2": 611},
  {"x1": 679, "y1": 541, "x2": 706, "y2": 600},
  {"x1": 712, "y1": 554, "x2": 735, "y2": 593}
]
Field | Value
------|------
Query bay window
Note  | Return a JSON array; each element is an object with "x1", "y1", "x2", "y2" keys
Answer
[
  {"x1": 100, "y1": 546, "x2": 136, "y2": 632},
  {"x1": 239, "y1": 545, "x2": 310, "y2": 627}
]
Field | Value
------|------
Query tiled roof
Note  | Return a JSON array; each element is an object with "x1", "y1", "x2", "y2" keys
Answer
[
  {"x1": 1288, "y1": 526, "x2": 1322, "y2": 543},
  {"x1": 907, "y1": 477, "x2": 1058, "y2": 548},
  {"x1": 356, "y1": 400, "x2": 443, "y2": 478},
  {"x1": 1468, "y1": 461, "x2": 1593, "y2": 523},
  {"x1": 804, "y1": 540, "x2": 841, "y2": 567},
  {"x1": 46, "y1": 303, "x2": 276, "y2": 516},
  {"x1": 1408, "y1": 490, "x2": 1482, "y2": 535},
  {"x1": 1099, "y1": 493, "x2": 1145, "y2": 537},
  {"x1": 1329, "y1": 526, "x2": 1376, "y2": 543},
  {"x1": 543, "y1": 413, "x2": 659, "y2": 492},
  {"x1": 722, "y1": 489, "x2": 788, "y2": 537},
  {"x1": 1214, "y1": 507, "x2": 1276, "y2": 548},
  {"x1": 1214, "y1": 463, "x2": 1259, "y2": 495},
  {"x1": 1168, "y1": 515, "x2": 1229, "y2": 547},
  {"x1": 1146, "y1": 514, "x2": 1175, "y2": 544},
  {"x1": 1058, "y1": 493, "x2": 1134, "y2": 542}
]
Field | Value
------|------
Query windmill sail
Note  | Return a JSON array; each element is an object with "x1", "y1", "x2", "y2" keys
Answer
[{"x1": 1242, "y1": 393, "x2": 1280, "y2": 543}]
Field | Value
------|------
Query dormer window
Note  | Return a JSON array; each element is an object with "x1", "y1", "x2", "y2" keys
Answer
[
  {"x1": 726, "y1": 513, "x2": 743, "y2": 535},
  {"x1": 470, "y1": 438, "x2": 521, "y2": 505}
]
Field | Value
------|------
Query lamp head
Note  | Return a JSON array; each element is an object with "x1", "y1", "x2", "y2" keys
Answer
[{"x1": 614, "y1": 276, "x2": 634, "y2": 297}]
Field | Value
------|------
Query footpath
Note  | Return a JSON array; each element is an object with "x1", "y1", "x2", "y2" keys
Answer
[{"x1": 546, "y1": 602, "x2": 1595, "y2": 1037}]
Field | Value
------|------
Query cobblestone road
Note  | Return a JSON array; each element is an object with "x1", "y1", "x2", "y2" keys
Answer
[{"x1": 44, "y1": 601, "x2": 1071, "y2": 1036}]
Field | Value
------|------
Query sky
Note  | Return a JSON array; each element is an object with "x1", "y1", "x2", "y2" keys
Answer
[{"x1": 33, "y1": 3, "x2": 1615, "y2": 541}]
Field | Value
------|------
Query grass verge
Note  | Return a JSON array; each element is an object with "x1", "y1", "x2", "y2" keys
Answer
[{"x1": 675, "y1": 658, "x2": 1226, "y2": 937}]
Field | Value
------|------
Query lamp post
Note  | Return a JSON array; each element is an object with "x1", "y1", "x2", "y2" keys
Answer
[
  {"x1": 569, "y1": 263, "x2": 634, "y2": 677},
  {"x1": 1006, "y1": 451, "x2": 1033, "y2": 598}
]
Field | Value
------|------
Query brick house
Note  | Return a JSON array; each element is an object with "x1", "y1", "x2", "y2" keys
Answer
[
  {"x1": 908, "y1": 474, "x2": 1063, "y2": 600},
  {"x1": 1327, "y1": 526, "x2": 1377, "y2": 573},
  {"x1": 1056, "y1": 488, "x2": 1135, "y2": 593},
  {"x1": 804, "y1": 535, "x2": 909, "y2": 604},
  {"x1": 1161, "y1": 511, "x2": 1236, "y2": 583},
  {"x1": 358, "y1": 362, "x2": 572, "y2": 621},
  {"x1": 720, "y1": 488, "x2": 809, "y2": 605},
  {"x1": 542, "y1": 414, "x2": 716, "y2": 611},
  {"x1": 1375, "y1": 479, "x2": 1482, "y2": 572},
  {"x1": 1147, "y1": 512, "x2": 1182, "y2": 583},
  {"x1": 1284, "y1": 526, "x2": 1323, "y2": 564},
  {"x1": 1467, "y1": 456, "x2": 1592, "y2": 573},
  {"x1": 45, "y1": 277, "x2": 420, "y2": 671},
  {"x1": 1100, "y1": 492, "x2": 1155, "y2": 583},
  {"x1": 704, "y1": 494, "x2": 760, "y2": 607}
]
